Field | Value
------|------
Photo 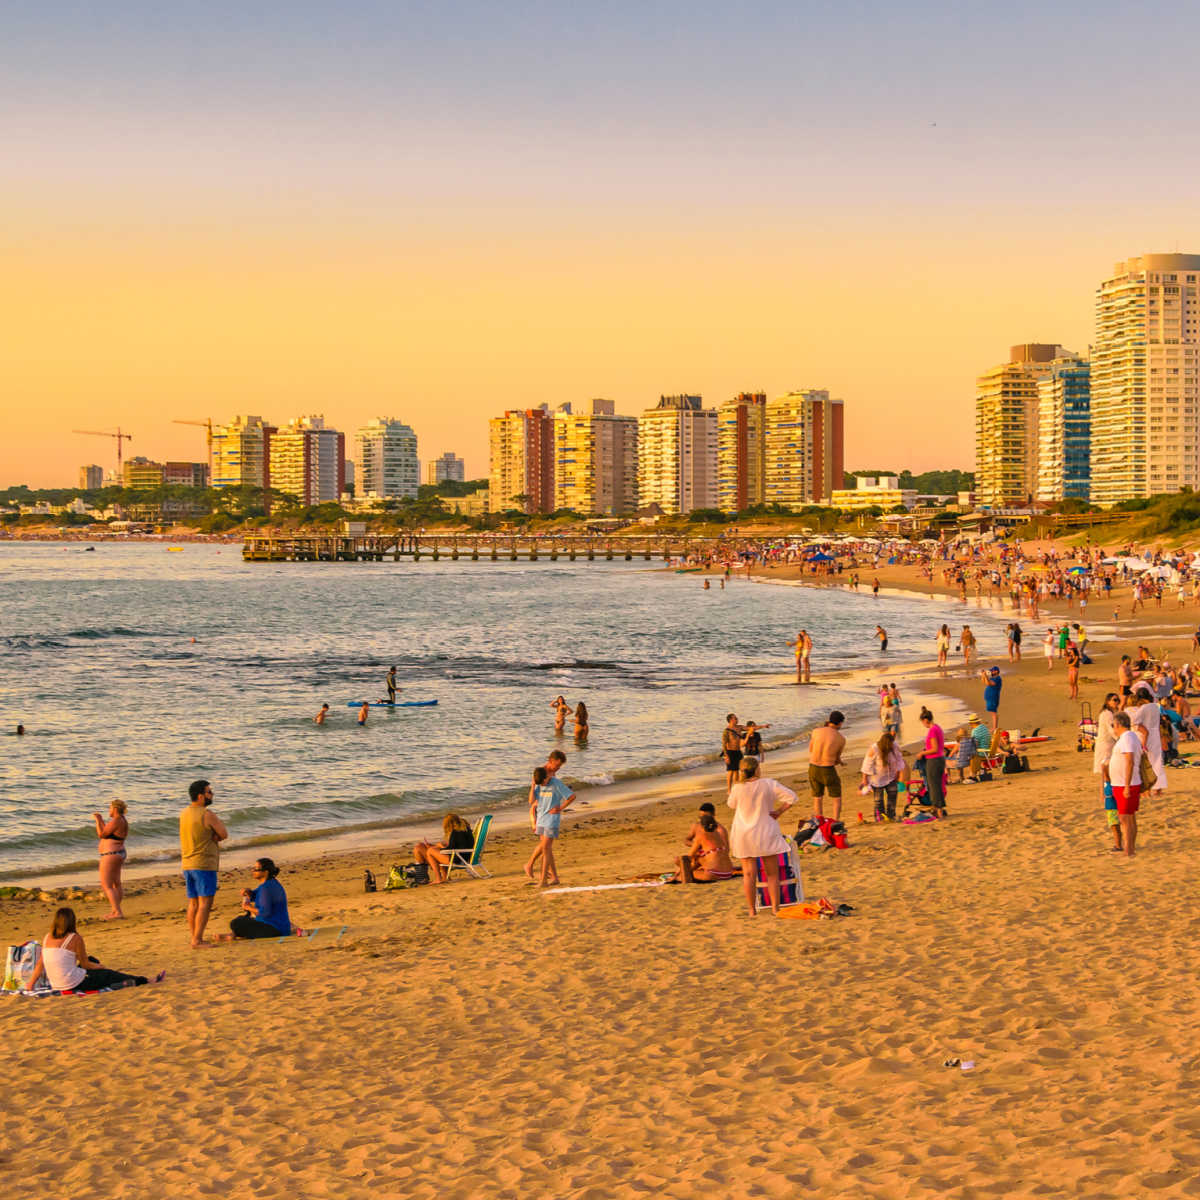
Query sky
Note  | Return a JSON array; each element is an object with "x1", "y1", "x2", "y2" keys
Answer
[{"x1": 4, "y1": 0, "x2": 1200, "y2": 486}]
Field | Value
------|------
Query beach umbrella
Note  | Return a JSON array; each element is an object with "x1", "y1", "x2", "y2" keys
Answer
[{"x1": 1067, "y1": 566, "x2": 1087, "y2": 574}]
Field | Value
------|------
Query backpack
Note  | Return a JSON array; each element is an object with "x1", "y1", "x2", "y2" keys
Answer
[
  {"x1": 1002, "y1": 753, "x2": 1030, "y2": 775},
  {"x1": 385, "y1": 862, "x2": 430, "y2": 890}
]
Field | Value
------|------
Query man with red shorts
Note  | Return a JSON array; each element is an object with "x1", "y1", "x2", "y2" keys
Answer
[{"x1": 1108, "y1": 710, "x2": 1143, "y2": 858}]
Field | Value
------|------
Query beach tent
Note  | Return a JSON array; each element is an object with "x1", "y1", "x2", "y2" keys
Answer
[{"x1": 807, "y1": 552, "x2": 834, "y2": 562}]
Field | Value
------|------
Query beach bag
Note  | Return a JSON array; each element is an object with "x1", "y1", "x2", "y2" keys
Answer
[
  {"x1": 385, "y1": 863, "x2": 430, "y2": 890},
  {"x1": 3, "y1": 941, "x2": 46, "y2": 994},
  {"x1": 1002, "y1": 753, "x2": 1030, "y2": 775},
  {"x1": 1140, "y1": 754, "x2": 1158, "y2": 791}
]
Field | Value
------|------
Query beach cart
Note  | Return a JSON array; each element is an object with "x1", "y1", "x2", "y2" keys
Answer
[{"x1": 1077, "y1": 702, "x2": 1097, "y2": 753}]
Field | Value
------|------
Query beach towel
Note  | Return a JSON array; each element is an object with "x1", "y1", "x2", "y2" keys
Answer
[
  {"x1": 755, "y1": 838, "x2": 804, "y2": 908},
  {"x1": 2, "y1": 973, "x2": 166, "y2": 998}
]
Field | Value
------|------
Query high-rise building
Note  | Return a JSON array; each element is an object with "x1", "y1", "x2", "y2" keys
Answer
[
  {"x1": 717, "y1": 393, "x2": 767, "y2": 513},
  {"x1": 270, "y1": 416, "x2": 346, "y2": 505},
  {"x1": 1036, "y1": 359, "x2": 1091, "y2": 502},
  {"x1": 488, "y1": 407, "x2": 555, "y2": 513},
  {"x1": 426, "y1": 452, "x2": 466, "y2": 486},
  {"x1": 122, "y1": 456, "x2": 165, "y2": 490},
  {"x1": 553, "y1": 399, "x2": 639, "y2": 515},
  {"x1": 212, "y1": 415, "x2": 276, "y2": 491},
  {"x1": 79, "y1": 464, "x2": 103, "y2": 490},
  {"x1": 763, "y1": 389, "x2": 845, "y2": 508},
  {"x1": 162, "y1": 462, "x2": 210, "y2": 488},
  {"x1": 975, "y1": 345, "x2": 1070, "y2": 508},
  {"x1": 1090, "y1": 253, "x2": 1200, "y2": 505},
  {"x1": 636, "y1": 395, "x2": 718, "y2": 515},
  {"x1": 353, "y1": 418, "x2": 419, "y2": 500}
]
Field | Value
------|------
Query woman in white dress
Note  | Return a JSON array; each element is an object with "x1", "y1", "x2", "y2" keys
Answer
[
  {"x1": 1128, "y1": 683, "x2": 1167, "y2": 794},
  {"x1": 727, "y1": 757, "x2": 797, "y2": 916},
  {"x1": 1093, "y1": 692, "x2": 1123, "y2": 850}
]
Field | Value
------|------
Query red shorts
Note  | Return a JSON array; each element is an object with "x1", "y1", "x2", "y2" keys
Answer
[{"x1": 1112, "y1": 784, "x2": 1141, "y2": 815}]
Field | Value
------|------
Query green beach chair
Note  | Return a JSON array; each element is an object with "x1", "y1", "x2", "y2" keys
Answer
[{"x1": 445, "y1": 814, "x2": 493, "y2": 880}]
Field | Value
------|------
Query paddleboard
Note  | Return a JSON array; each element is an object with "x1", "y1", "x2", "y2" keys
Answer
[{"x1": 346, "y1": 700, "x2": 438, "y2": 708}]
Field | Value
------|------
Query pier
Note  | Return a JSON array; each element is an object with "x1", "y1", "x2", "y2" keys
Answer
[{"x1": 241, "y1": 532, "x2": 728, "y2": 563}]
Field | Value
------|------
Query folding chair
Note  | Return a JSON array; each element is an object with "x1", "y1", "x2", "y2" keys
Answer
[{"x1": 445, "y1": 814, "x2": 493, "y2": 880}]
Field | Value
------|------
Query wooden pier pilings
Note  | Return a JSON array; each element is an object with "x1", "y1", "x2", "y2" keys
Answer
[{"x1": 241, "y1": 533, "x2": 726, "y2": 564}]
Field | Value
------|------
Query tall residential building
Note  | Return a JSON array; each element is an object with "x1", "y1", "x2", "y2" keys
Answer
[
  {"x1": 1036, "y1": 359, "x2": 1091, "y2": 502},
  {"x1": 763, "y1": 389, "x2": 845, "y2": 508},
  {"x1": 717, "y1": 393, "x2": 767, "y2": 513},
  {"x1": 553, "y1": 400, "x2": 639, "y2": 515},
  {"x1": 212, "y1": 415, "x2": 276, "y2": 490},
  {"x1": 488, "y1": 407, "x2": 555, "y2": 513},
  {"x1": 123, "y1": 456, "x2": 165, "y2": 490},
  {"x1": 270, "y1": 416, "x2": 346, "y2": 505},
  {"x1": 354, "y1": 418, "x2": 419, "y2": 500},
  {"x1": 79, "y1": 464, "x2": 103, "y2": 490},
  {"x1": 426, "y1": 452, "x2": 466, "y2": 486},
  {"x1": 975, "y1": 344, "x2": 1070, "y2": 508},
  {"x1": 636, "y1": 395, "x2": 718, "y2": 515},
  {"x1": 163, "y1": 462, "x2": 210, "y2": 488},
  {"x1": 1091, "y1": 253, "x2": 1200, "y2": 505}
]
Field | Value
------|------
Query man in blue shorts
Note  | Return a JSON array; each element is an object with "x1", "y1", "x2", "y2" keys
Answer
[
  {"x1": 979, "y1": 666, "x2": 1003, "y2": 733},
  {"x1": 180, "y1": 779, "x2": 229, "y2": 949}
]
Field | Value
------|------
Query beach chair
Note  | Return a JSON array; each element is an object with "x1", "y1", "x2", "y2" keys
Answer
[{"x1": 445, "y1": 814, "x2": 493, "y2": 880}]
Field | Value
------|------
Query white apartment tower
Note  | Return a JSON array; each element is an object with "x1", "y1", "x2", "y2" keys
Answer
[
  {"x1": 211, "y1": 415, "x2": 276, "y2": 491},
  {"x1": 1090, "y1": 253, "x2": 1200, "y2": 506},
  {"x1": 636, "y1": 395, "x2": 718, "y2": 515},
  {"x1": 354, "y1": 418, "x2": 419, "y2": 500},
  {"x1": 553, "y1": 399, "x2": 639, "y2": 515},
  {"x1": 270, "y1": 415, "x2": 345, "y2": 505}
]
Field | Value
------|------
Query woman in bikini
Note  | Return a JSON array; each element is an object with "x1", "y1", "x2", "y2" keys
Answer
[
  {"x1": 573, "y1": 701, "x2": 589, "y2": 743},
  {"x1": 93, "y1": 799, "x2": 128, "y2": 920},
  {"x1": 673, "y1": 810, "x2": 736, "y2": 883},
  {"x1": 551, "y1": 695, "x2": 571, "y2": 734}
]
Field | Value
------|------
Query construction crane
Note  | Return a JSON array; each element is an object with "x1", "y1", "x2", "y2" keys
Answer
[
  {"x1": 173, "y1": 417, "x2": 214, "y2": 455},
  {"x1": 73, "y1": 428, "x2": 133, "y2": 478}
]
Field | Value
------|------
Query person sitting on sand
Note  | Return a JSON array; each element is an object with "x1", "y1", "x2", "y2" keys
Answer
[
  {"x1": 414, "y1": 814, "x2": 476, "y2": 884},
  {"x1": 29, "y1": 907, "x2": 153, "y2": 992},
  {"x1": 673, "y1": 809, "x2": 737, "y2": 883},
  {"x1": 230, "y1": 858, "x2": 293, "y2": 938},
  {"x1": 685, "y1": 802, "x2": 729, "y2": 848}
]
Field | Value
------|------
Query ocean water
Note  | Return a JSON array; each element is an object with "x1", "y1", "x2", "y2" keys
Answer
[{"x1": 0, "y1": 543, "x2": 1005, "y2": 879}]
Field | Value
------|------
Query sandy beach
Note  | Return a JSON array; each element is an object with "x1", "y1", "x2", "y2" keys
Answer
[{"x1": 5, "y1": 550, "x2": 1200, "y2": 1198}]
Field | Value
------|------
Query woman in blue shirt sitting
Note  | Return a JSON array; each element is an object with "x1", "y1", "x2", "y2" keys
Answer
[{"x1": 230, "y1": 857, "x2": 293, "y2": 938}]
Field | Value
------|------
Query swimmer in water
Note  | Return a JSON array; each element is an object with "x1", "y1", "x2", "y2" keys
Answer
[
  {"x1": 315, "y1": 704, "x2": 329, "y2": 725},
  {"x1": 573, "y1": 701, "x2": 589, "y2": 742},
  {"x1": 358, "y1": 702, "x2": 369, "y2": 726},
  {"x1": 551, "y1": 695, "x2": 571, "y2": 734},
  {"x1": 16, "y1": 724, "x2": 25, "y2": 736}
]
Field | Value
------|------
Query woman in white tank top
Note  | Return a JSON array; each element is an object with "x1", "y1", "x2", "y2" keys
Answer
[{"x1": 28, "y1": 908, "x2": 153, "y2": 993}]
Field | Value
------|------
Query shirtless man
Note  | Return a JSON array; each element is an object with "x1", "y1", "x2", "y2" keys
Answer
[
  {"x1": 1117, "y1": 655, "x2": 1134, "y2": 700},
  {"x1": 722, "y1": 713, "x2": 746, "y2": 793},
  {"x1": 808, "y1": 711, "x2": 846, "y2": 820},
  {"x1": 684, "y1": 801, "x2": 729, "y2": 849},
  {"x1": 314, "y1": 703, "x2": 330, "y2": 725},
  {"x1": 357, "y1": 701, "x2": 370, "y2": 726},
  {"x1": 788, "y1": 630, "x2": 812, "y2": 683},
  {"x1": 386, "y1": 667, "x2": 398, "y2": 704}
]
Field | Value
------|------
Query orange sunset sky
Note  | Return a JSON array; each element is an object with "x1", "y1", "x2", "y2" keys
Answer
[{"x1": 3, "y1": 1, "x2": 1199, "y2": 487}]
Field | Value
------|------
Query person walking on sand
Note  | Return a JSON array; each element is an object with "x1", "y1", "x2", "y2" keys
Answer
[
  {"x1": 727, "y1": 757, "x2": 797, "y2": 917},
  {"x1": 875, "y1": 625, "x2": 888, "y2": 653},
  {"x1": 526, "y1": 764, "x2": 576, "y2": 886},
  {"x1": 1066, "y1": 642, "x2": 1081, "y2": 700},
  {"x1": 1108, "y1": 711, "x2": 1142, "y2": 857},
  {"x1": 180, "y1": 779, "x2": 228, "y2": 949},
  {"x1": 936, "y1": 624, "x2": 951, "y2": 670},
  {"x1": 93, "y1": 799, "x2": 128, "y2": 920},
  {"x1": 960, "y1": 625, "x2": 976, "y2": 670},
  {"x1": 526, "y1": 750, "x2": 568, "y2": 878},
  {"x1": 1043, "y1": 628, "x2": 1056, "y2": 670},
  {"x1": 807, "y1": 711, "x2": 846, "y2": 821}
]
